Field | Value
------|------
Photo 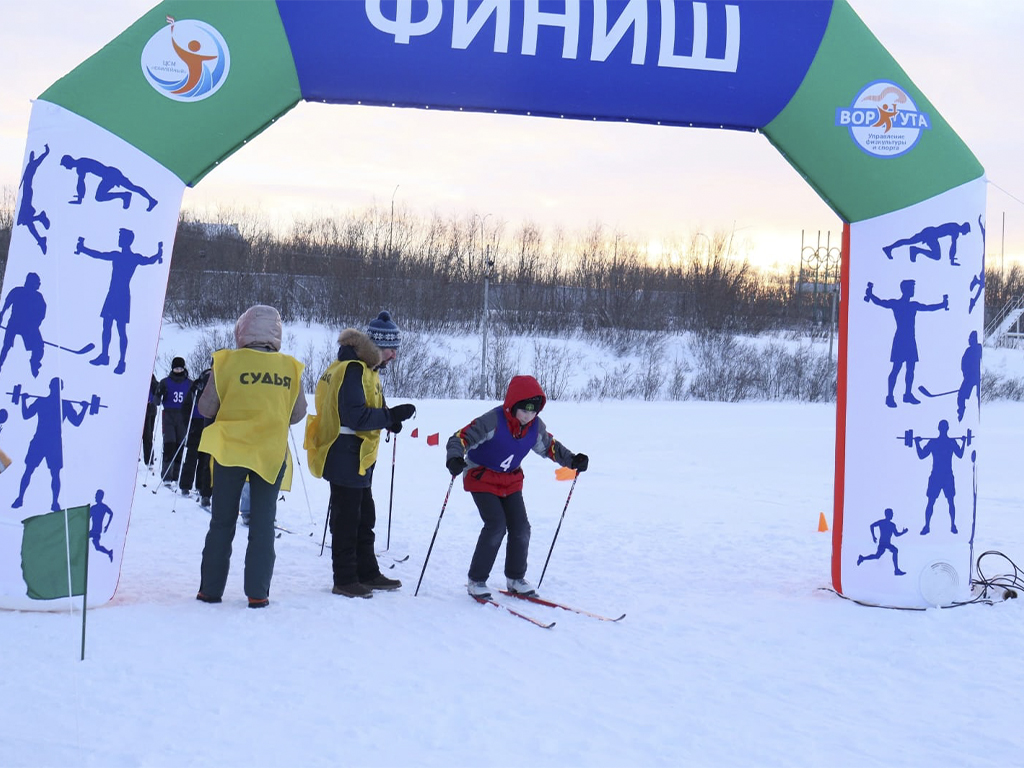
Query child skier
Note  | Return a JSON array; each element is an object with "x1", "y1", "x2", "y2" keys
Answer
[{"x1": 445, "y1": 374, "x2": 588, "y2": 599}]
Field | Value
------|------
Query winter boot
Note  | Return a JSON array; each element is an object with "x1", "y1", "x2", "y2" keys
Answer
[
  {"x1": 362, "y1": 574, "x2": 402, "y2": 591},
  {"x1": 332, "y1": 582, "x2": 373, "y2": 599},
  {"x1": 248, "y1": 597, "x2": 270, "y2": 609},
  {"x1": 506, "y1": 578, "x2": 537, "y2": 597},
  {"x1": 196, "y1": 592, "x2": 221, "y2": 604},
  {"x1": 467, "y1": 580, "x2": 492, "y2": 599}
]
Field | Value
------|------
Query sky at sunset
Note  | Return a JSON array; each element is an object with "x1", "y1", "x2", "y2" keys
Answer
[{"x1": 2, "y1": 1, "x2": 1022, "y2": 269}]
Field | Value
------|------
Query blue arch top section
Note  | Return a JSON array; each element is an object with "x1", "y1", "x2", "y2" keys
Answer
[{"x1": 275, "y1": 0, "x2": 833, "y2": 131}]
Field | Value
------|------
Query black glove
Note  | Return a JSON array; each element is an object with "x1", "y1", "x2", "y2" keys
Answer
[
  {"x1": 571, "y1": 453, "x2": 589, "y2": 473},
  {"x1": 446, "y1": 456, "x2": 467, "y2": 477},
  {"x1": 388, "y1": 403, "x2": 416, "y2": 433}
]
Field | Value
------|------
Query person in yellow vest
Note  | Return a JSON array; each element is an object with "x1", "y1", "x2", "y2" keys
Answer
[
  {"x1": 195, "y1": 305, "x2": 307, "y2": 609},
  {"x1": 305, "y1": 311, "x2": 416, "y2": 598}
]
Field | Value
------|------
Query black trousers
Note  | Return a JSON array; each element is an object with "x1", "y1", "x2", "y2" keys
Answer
[
  {"x1": 468, "y1": 491, "x2": 531, "y2": 583},
  {"x1": 329, "y1": 484, "x2": 382, "y2": 586},
  {"x1": 179, "y1": 418, "x2": 210, "y2": 493},
  {"x1": 142, "y1": 403, "x2": 157, "y2": 465}
]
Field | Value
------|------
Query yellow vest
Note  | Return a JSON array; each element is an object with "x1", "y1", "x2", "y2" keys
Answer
[
  {"x1": 199, "y1": 348, "x2": 304, "y2": 486},
  {"x1": 304, "y1": 359, "x2": 382, "y2": 478}
]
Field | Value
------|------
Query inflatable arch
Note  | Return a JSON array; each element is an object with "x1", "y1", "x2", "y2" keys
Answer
[{"x1": 1, "y1": 1, "x2": 984, "y2": 609}]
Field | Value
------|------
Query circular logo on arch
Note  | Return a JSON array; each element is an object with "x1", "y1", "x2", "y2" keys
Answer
[
  {"x1": 834, "y1": 80, "x2": 931, "y2": 158},
  {"x1": 141, "y1": 19, "x2": 230, "y2": 102}
]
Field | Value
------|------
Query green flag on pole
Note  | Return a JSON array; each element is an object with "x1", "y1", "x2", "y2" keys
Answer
[{"x1": 21, "y1": 505, "x2": 90, "y2": 600}]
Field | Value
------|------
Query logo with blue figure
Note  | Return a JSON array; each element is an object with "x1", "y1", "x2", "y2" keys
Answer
[
  {"x1": 0, "y1": 273, "x2": 46, "y2": 378},
  {"x1": 882, "y1": 221, "x2": 970, "y2": 266},
  {"x1": 141, "y1": 18, "x2": 230, "y2": 102}
]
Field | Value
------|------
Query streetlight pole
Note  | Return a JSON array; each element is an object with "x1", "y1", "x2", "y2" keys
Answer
[
  {"x1": 479, "y1": 213, "x2": 492, "y2": 399},
  {"x1": 387, "y1": 184, "x2": 399, "y2": 257}
]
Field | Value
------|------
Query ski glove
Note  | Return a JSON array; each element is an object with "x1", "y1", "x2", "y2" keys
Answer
[
  {"x1": 446, "y1": 456, "x2": 467, "y2": 477},
  {"x1": 388, "y1": 403, "x2": 416, "y2": 433},
  {"x1": 570, "y1": 453, "x2": 589, "y2": 473}
]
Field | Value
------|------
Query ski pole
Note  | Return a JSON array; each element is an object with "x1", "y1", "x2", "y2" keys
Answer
[
  {"x1": 171, "y1": 414, "x2": 196, "y2": 512},
  {"x1": 384, "y1": 432, "x2": 398, "y2": 552},
  {"x1": 538, "y1": 474, "x2": 579, "y2": 590},
  {"x1": 319, "y1": 497, "x2": 331, "y2": 557},
  {"x1": 414, "y1": 476, "x2": 456, "y2": 597},
  {"x1": 290, "y1": 428, "x2": 316, "y2": 527}
]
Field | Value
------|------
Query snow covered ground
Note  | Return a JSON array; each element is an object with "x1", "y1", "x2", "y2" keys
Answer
[{"x1": 3, "y1": 323, "x2": 1024, "y2": 768}]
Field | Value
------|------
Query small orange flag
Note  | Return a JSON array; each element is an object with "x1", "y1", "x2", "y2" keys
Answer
[
  {"x1": 426, "y1": 433, "x2": 439, "y2": 446},
  {"x1": 555, "y1": 466, "x2": 577, "y2": 481},
  {"x1": 818, "y1": 512, "x2": 829, "y2": 532},
  {"x1": 410, "y1": 428, "x2": 418, "y2": 438}
]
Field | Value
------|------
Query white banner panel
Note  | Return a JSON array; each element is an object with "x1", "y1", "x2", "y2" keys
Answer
[
  {"x1": 839, "y1": 177, "x2": 985, "y2": 607},
  {"x1": 0, "y1": 101, "x2": 184, "y2": 610}
]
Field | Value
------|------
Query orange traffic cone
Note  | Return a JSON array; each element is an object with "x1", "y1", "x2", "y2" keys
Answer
[{"x1": 818, "y1": 512, "x2": 829, "y2": 532}]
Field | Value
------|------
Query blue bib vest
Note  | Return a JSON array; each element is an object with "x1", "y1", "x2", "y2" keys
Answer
[
  {"x1": 467, "y1": 407, "x2": 537, "y2": 473},
  {"x1": 162, "y1": 378, "x2": 190, "y2": 410}
]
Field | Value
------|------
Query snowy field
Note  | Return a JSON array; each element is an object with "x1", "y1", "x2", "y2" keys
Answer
[{"x1": 3, "y1": 323, "x2": 1024, "y2": 768}]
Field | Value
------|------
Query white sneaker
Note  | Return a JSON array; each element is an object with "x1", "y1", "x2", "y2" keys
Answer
[
  {"x1": 506, "y1": 578, "x2": 537, "y2": 597},
  {"x1": 467, "y1": 580, "x2": 491, "y2": 599}
]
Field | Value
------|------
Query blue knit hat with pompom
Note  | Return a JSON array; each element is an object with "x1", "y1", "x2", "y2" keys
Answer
[{"x1": 366, "y1": 310, "x2": 401, "y2": 349}]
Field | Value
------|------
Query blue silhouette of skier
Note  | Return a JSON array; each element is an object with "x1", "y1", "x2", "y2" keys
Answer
[
  {"x1": 916, "y1": 419, "x2": 966, "y2": 535},
  {"x1": 75, "y1": 228, "x2": 163, "y2": 375},
  {"x1": 60, "y1": 155, "x2": 158, "y2": 212},
  {"x1": 12, "y1": 377, "x2": 90, "y2": 512},
  {"x1": 970, "y1": 216, "x2": 985, "y2": 313},
  {"x1": 89, "y1": 489, "x2": 114, "y2": 562},
  {"x1": 16, "y1": 144, "x2": 51, "y2": 255},
  {"x1": 957, "y1": 331, "x2": 982, "y2": 422},
  {"x1": 865, "y1": 280, "x2": 948, "y2": 408},
  {"x1": 857, "y1": 508, "x2": 908, "y2": 575},
  {"x1": 0, "y1": 273, "x2": 46, "y2": 378},
  {"x1": 882, "y1": 221, "x2": 971, "y2": 266}
]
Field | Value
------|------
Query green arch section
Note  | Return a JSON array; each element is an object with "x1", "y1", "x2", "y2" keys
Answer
[
  {"x1": 764, "y1": 1, "x2": 982, "y2": 223},
  {"x1": 40, "y1": 1, "x2": 301, "y2": 186}
]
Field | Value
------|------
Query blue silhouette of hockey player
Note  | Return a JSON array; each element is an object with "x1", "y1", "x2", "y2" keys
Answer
[
  {"x1": 882, "y1": 221, "x2": 971, "y2": 266},
  {"x1": 957, "y1": 331, "x2": 982, "y2": 422},
  {"x1": 12, "y1": 377, "x2": 90, "y2": 512},
  {"x1": 89, "y1": 489, "x2": 114, "y2": 562},
  {"x1": 857, "y1": 508, "x2": 908, "y2": 575},
  {"x1": 865, "y1": 280, "x2": 948, "y2": 408},
  {"x1": 60, "y1": 154, "x2": 158, "y2": 212},
  {"x1": 0, "y1": 272, "x2": 46, "y2": 378},
  {"x1": 16, "y1": 144, "x2": 51, "y2": 255},
  {"x1": 75, "y1": 228, "x2": 163, "y2": 375},
  {"x1": 916, "y1": 419, "x2": 966, "y2": 536}
]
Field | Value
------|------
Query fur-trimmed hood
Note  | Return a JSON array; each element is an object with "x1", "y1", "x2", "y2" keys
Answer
[{"x1": 338, "y1": 328, "x2": 383, "y2": 368}]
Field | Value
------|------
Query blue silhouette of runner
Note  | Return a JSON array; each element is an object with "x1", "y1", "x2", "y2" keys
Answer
[
  {"x1": 916, "y1": 419, "x2": 966, "y2": 535},
  {"x1": 865, "y1": 280, "x2": 948, "y2": 408},
  {"x1": 0, "y1": 272, "x2": 46, "y2": 378},
  {"x1": 882, "y1": 221, "x2": 971, "y2": 266},
  {"x1": 857, "y1": 508, "x2": 908, "y2": 575},
  {"x1": 11, "y1": 377, "x2": 90, "y2": 512},
  {"x1": 89, "y1": 489, "x2": 114, "y2": 562},
  {"x1": 969, "y1": 215, "x2": 985, "y2": 314},
  {"x1": 60, "y1": 155, "x2": 158, "y2": 212},
  {"x1": 957, "y1": 331, "x2": 982, "y2": 422},
  {"x1": 75, "y1": 228, "x2": 163, "y2": 375},
  {"x1": 16, "y1": 144, "x2": 51, "y2": 255}
]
